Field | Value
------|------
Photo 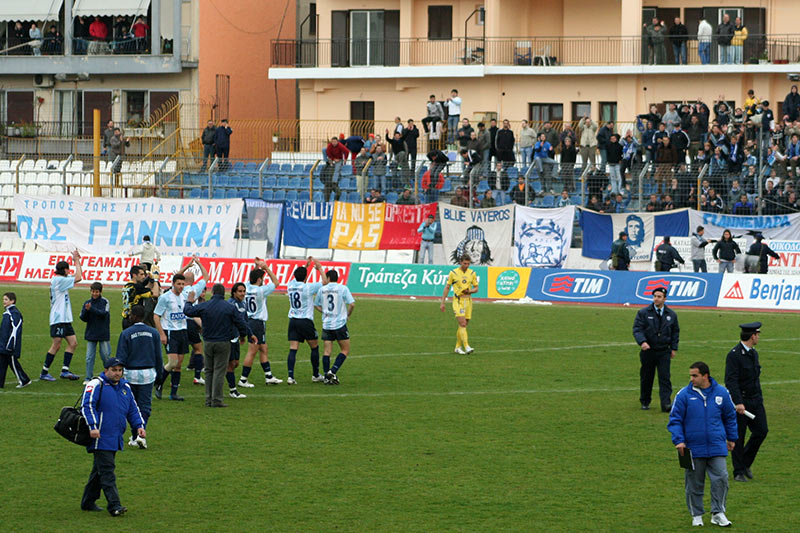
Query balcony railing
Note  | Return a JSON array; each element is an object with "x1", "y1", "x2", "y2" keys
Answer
[{"x1": 272, "y1": 34, "x2": 800, "y2": 68}]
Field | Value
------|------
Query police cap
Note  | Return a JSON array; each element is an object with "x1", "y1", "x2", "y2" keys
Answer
[{"x1": 738, "y1": 322, "x2": 762, "y2": 334}]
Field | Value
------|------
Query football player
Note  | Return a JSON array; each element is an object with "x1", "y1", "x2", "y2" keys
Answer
[{"x1": 440, "y1": 255, "x2": 478, "y2": 354}]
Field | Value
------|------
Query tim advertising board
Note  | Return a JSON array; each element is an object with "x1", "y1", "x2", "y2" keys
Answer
[
  {"x1": 537, "y1": 271, "x2": 612, "y2": 300},
  {"x1": 717, "y1": 273, "x2": 800, "y2": 310},
  {"x1": 633, "y1": 275, "x2": 710, "y2": 304}
]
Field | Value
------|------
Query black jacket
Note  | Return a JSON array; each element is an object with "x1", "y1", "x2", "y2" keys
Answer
[
  {"x1": 668, "y1": 23, "x2": 688, "y2": 43},
  {"x1": 402, "y1": 126, "x2": 419, "y2": 153},
  {"x1": 606, "y1": 142, "x2": 623, "y2": 164},
  {"x1": 427, "y1": 150, "x2": 449, "y2": 164},
  {"x1": 669, "y1": 129, "x2": 690, "y2": 151},
  {"x1": 712, "y1": 239, "x2": 741, "y2": 261},
  {"x1": 79, "y1": 297, "x2": 111, "y2": 342},
  {"x1": 596, "y1": 126, "x2": 613, "y2": 149},
  {"x1": 747, "y1": 241, "x2": 780, "y2": 273},
  {"x1": 183, "y1": 295, "x2": 248, "y2": 343},
  {"x1": 725, "y1": 343, "x2": 763, "y2": 404},
  {"x1": 495, "y1": 129, "x2": 515, "y2": 151},
  {"x1": 717, "y1": 21, "x2": 734, "y2": 45},
  {"x1": 633, "y1": 304, "x2": 680, "y2": 352},
  {"x1": 655, "y1": 243, "x2": 685, "y2": 269}
]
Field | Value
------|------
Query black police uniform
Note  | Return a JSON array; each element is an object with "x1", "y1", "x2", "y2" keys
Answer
[
  {"x1": 725, "y1": 322, "x2": 768, "y2": 479},
  {"x1": 632, "y1": 301, "x2": 680, "y2": 410},
  {"x1": 655, "y1": 242, "x2": 685, "y2": 271}
]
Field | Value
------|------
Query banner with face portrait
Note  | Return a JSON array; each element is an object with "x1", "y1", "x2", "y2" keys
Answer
[
  {"x1": 513, "y1": 205, "x2": 574, "y2": 268},
  {"x1": 439, "y1": 203, "x2": 514, "y2": 266},
  {"x1": 244, "y1": 199, "x2": 284, "y2": 258},
  {"x1": 612, "y1": 212, "x2": 655, "y2": 261},
  {"x1": 579, "y1": 208, "x2": 689, "y2": 261}
]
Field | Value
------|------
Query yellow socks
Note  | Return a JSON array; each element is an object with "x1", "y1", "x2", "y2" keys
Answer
[{"x1": 457, "y1": 326, "x2": 468, "y2": 348}]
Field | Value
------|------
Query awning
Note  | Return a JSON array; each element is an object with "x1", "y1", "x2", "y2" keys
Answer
[
  {"x1": 160, "y1": 0, "x2": 174, "y2": 40},
  {"x1": 72, "y1": 0, "x2": 151, "y2": 18},
  {"x1": 0, "y1": 0, "x2": 64, "y2": 23}
]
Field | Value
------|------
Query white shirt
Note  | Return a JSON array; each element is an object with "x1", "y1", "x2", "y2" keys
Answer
[
  {"x1": 50, "y1": 275, "x2": 75, "y2": 325},
  {"x1": 314, "y1": 282, "x2": 355, "y2": 330},
  {"x1": 446, "y1": 96, "x2": 462, "y2": 116},
  {"x1": 154, "y1": 289, "x2": 187, "y2": 331},
  {"x1": 287, "y1": 280, "x2": 323, "y2": 320},
  {"x1": 245, "y1": 281, "x2": 276, "y2": 321},
  {"x1": 698, "y1": 21, "x2": 712, "y2": 42}
]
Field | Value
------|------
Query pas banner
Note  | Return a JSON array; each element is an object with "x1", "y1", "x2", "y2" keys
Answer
[
  {"x1": 580, "y1": 208, "x2": 689, "y2": 261},
  {"x1": 348, "y1": 263, "x2": 488, "y2": 298},
  {"x1": 14, "y1": 195, "x2": 241, "y2": 257},
  {"x1": 184, "y1": 257, "x2": 350, "y2": 290},
  {"x1": 717, "y1": 273, "x2": 800, "y2": 310},
  {"x1": 244, "y1": 199, "x2": 284, "y2": 258},
  {"x1": 439, "y1": 203, "x2": 514, "y2": 266},
  {"x1": 689, "y1": 209, "x2": 800, "y2": 242},
  {"x1": 329, "y1": 202, "x2": 386, "y2": 249},
  {"x1": 513, "y1": 206, "x2": 574, "y2": 268},
  {"x1": 17, "y1": 252, "x2": 182, "y2": 285}
]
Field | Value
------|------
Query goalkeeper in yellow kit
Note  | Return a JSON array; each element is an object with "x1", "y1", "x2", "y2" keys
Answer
[{"x1": 440, "y1": 255, "x2": 478, "y2": 354}]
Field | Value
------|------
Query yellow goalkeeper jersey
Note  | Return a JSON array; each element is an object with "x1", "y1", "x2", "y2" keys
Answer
[{"x1": 448, "y1": 267, "x2": 477, "y2": 299}]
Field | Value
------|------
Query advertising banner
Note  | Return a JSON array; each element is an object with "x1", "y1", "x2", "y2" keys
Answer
[
  {"x1": 439, "y1": 203, "x2": 514, "y2": 266},
  {"x1": 17, "y1": 253, "x2": 182, "y2": 285},
  {"x1": 524, "y1": 269, "x2": 722, "y2": 307},
  {"x1": 0, "y1": 252, "x2": 24, "y2": 282},
  {"x1": 717, "y1": 273, "x2": 800, "y2": 310},
  {"x1": 689, "y1": 209, "x2": 800, "y2": 242},
  {"x1": 282, "y1": 201, "x2": 333, "y2": 248},
  {"x1": 580, "y1": 208, "x2": 689, "y2": 260},
  {"x1": 487, "y1": 267, "x2": 532, "y2": 299},
  {"x1": 761, "y1": 240, "x2": 800, "y2": 275},
  {"x1": 347, "y1": 263, "x2": 488, "y2": 298},
  {"x1": 184, "y1": 257, "x2": 350, "y2": 290},
  {"x1": 244, "y1": 199, "x2": 284, "y2": 258},
  {"x1": 513, "y1": 205, "x2": 574, "y2": 268},
  {"x1": 14, "y1": 195, "x2": 241, "y2": 257},
  {"x1": 379, "y1": 203, "x2": 438, "y2": 249}
]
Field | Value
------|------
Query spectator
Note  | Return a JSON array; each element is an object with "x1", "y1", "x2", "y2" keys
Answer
[
  {"x1": 495, "y1": 119, "x2": 515, "y2": 165},
  {"x1": 488, "y1": 118, "x2": 499, "y2": 165},
  {"x1": 606, "y1": 134, "x2": 623, "y2": 195},
  {"x1": 663, "y1": 104, "x2": 681, "y2": 132},
  {"x1": 386, "y1": 130, "x2": 409, "y2": 173},
  {"x1": 445, "y1": 89, "x2": 461, "y2": 144},
  {"x1": 669, "y1": 17, "x2": 689, "y2": 65},
  {"x1": 132, "y1": 16, "x2": 149, "y2": 52},
  {"x1": 638, "y1": 105, "x2": 662, "y2": 129},
  {"x1": 510, "y1": 177, "x2": 528, "y2": 206},
  {"x1": 686, "y1": 115, "x2": 706, "y2": 164},
  {"x1": 533, "y1": 133, "x2": 557, "y2": 193},
  {"x1": 371, "y1": 145, "x2": 387, "y2": 193},
  {"x1": 541, "y1": 122, "x2": 559, "y2": 154},
  {"x1": 89, "y1": 17, "x2": 108, "y2": 54},
  {"x1": 655, "y1": 136, "x2": 678, "y2": 193},
  {"x1": 714, "y1": 100, "x2": 732, "y2": 128},
  {"x1": 559, "y1": 123, "x2": 577, "y2": 147},
  {"x1": 578, "y1": 116, "x2": 597, "y2": 171},
  {"x1": 199, "y1": 120, "x2": 215, "y2": 172},
  {"x1": 762, "y1": 181, "x2": 780, "y2": 215},
  {"x1": 28, "y1": 23, "x2": 42, "y2": 56},
  {"x1": 113, "y1": 17, "x2": 130, "y2": 52},
  {"x1": 43, "y1": 24, "x2": 62, "y2": 54},
  {"x1": 783, "y1": 85, "x2": 800, "y2": 123},
  {"x1": 690, "y1": 226, "x2": 712, "y2": 272},
  {"x1": 717, "y1": 13, "x2": 734, "y2": 65},
  {"x1": 108, "y1": 128, "x2": 129, "y2": 177},
  {"x1": 459, "y1": 148, "x2": 482, "y2": 184},
  {"x1": 425, "y1": 149, "x2": 448, "y2": 203},
  {"x1": 667, "y1": 178, "x2": 683, "y2": 207},
  {"x1": 11, "y1": 22, "x2": 26, "y2": 53},
  {"x1": 662, "y1": 194, "x2": 675, "y2": 211},
  {"x1": 519, "y1": 120, "x2": 536, "y2": 167},
  {"x1": 422, "y1": 95, "x2": 444, "y2": 135},
  {"x1": 456, "y1": 118, "x2": 473, "y2": 150},
  {"x1": 451, "y1": 187, "x2": 469, "y2": 207},
  {"x1": 645, "y1": 194, "x2": 662, "y2": 212},
  {"x1": 613, "y1": 192, "x2": 629, "y2": 213},
  {"x1": 744, "y1": 89, "x2": 761, "y2": 117},
  {"x1": 395, "y1": 189, "x2": 418, "y2": 205},
  {"x1": 73, "y1": 16, "x2": 89, "y2": 54},
  {"x1": 325, "y1": 137, "x2": 349, "y2": 198},
  {"x1": 728, "y1": 133, "x2": 744, "y2": 177},
  {"x1": 728, "y1": 180, "x2": 743, "y2": 208},
  {"x1": 417, "y1": 215, "x2": 437, "y2": 264},
  {"x1": 712, "y1": 229, "x2": 740, "y2": 273},
  {"x1": 733, "y1": 194, "x2": 754, "y2": 215},
  {"x1": 490, "y1": 162, "x2": 509, "y2": 192},
  {"x1": 557, "y1": 190, "x2": 572, "y2": 207},
  {"x1": 781, "y1": 191, "x2": 799, "y2": 213},
  {"x1": 481, "y1": 190, "x2": 496, "y2": 208},
  {"x1": 476, "y1": 122, "x2": 491, "y2": 172},
  {"x1": 467, "y1": 130, "x2": 480, "y2": 153},
  {"x1": 669, "y1": 123, "x2": 690, "y2": 164},
  {"x1": 79, "y1": 282, "x2": 111, "y2": 383},
  {"x1": 709, "y1": 147, "x2": 728, "y2": 180},
  {"x1": 585, "y1": 195, "x2": 602, "y2": 211},
  {"x1": 560, "y1": 137, "x2": 578, "y2": 191},
  {"x1": 699, "y1": 194, "x2": 710, "y2": 211},
  {"x1": 342, "y1": 134, "x2": 365, "y2": 158},
  {"x1": 650, "y1": 23, "x2": 667, "y2": 64},
  {"x1": 102, "y1": 120, "x2": 115, "y2": 155},
  {"x1": 391, "y1": 116, "x2": 404, "y2": 137},
  {"x1": 403, "y1": 119, "x2": 419, "y2": 169},
  {"x1": 731, "y1": 17, "x2": 747, "y2": 65},
  {"x1": 642, "y1": 121, "x2": 658, "y2": 164},
  {"x1": 354, "y1": 148, "x2": 370, "y2": 175},
  {"x1": 707, "y1": 189, "x2": 724, "y2": 212},
  {"x1": 214, "y1": 119, "x2": 232, "y2": 171},
  {"x1": 596, "y1": 121, "x2": 614, "y2": 173},
  {"x1": 364, "y1": 189, "x2": 385, "y2": 204}
]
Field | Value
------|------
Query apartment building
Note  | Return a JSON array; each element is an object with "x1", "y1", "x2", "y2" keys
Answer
[{"x1": 271, "y1": 1, "x2": 800, "y2": 133}]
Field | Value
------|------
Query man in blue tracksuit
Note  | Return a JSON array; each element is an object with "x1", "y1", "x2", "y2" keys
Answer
[
  {"x1": 0, "y1": 292, "x2": 30, "y2": 388},
  {"x1": 668, "y1": 361, "x2": 738, "y2": 528},
  {"x1": 80, "y1": 357, "x2": 145, "y2": 516},
  {"x1": 115, "y1": 305, "x2": 162, "y2": 449}
]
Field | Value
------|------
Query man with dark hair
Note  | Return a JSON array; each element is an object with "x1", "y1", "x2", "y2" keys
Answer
[
  {"x1": 116, "y1": 305, "x2": 161, "y2": 449},
  {"x1": 226, "y1": 283, "x2": 250, "y2": 398},
  {"x1": 129, "y1": 235, "x2": 161, "y2": 273},
  {"x1": 239, "y1": 258, "x2": 282, "y2": 388},
  {"x1": 214, "y1": 119, "x2": 233, "y2": 171},
  {"x1": 690, "y1": 226, "x2": 713, "y2": 273},
  {"x1": 610, "y1": 231, "x2": 630, "y2": 271},
  {"x1": 0, "y1": 292, "x2": 30, "y2": 388},
  {"x1": 200, "y1": 120, "x2": 216, "y2": 171},
  {"x1": 746, "y1": 234, "x2": 780, "y2": 274},
  {"x1": 495, "y1": 119, "x2": 515, "y2": 165},
  {"x1": 655, "y1": 236, "x2": 685, "y2": 271},
  {"x1": 725, "y1": 322, "x2": 768, "y2": 483},
  {"x1": 440, "y1": 255, "x2": 478, "y2": 355},
  {"x1": 633, "y1": 286, "x2": 680, "y2": 411},
  {"x1": 121, "y1": 265, "x2": 153, "y2": 330},
  {"x1": 314, "y1": 269, "x2": 356, "y2": 384},
  {"x1": 286, "y1": 257, "x2": 328, "y2": 384},
  {"x1": 184, "y1": 284, "x2": 252, "y2": 407},
  {"x1": 41, "y1": 250, "x2": 83, "y2": 382},
  {"x1": 80, "y1": 282, "x2": 111, "y2": 383},
  {"x1": 422, "y1": 94, "x2": 444, "y2": 134},
  {"x1": 668, "y1": 361, "x2": 737, "y2": 527}
]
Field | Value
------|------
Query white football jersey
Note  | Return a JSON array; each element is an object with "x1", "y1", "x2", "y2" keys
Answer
[
  {"x1": 244, "y1": 281, "x2": 276, "y2": 321},
  {"x1": 49, "y1": 275, "x2": 75, "y2": 325},
  {"x1": 287, "y1": 280, "x2": 323, "y2": 320},
  {"x1": 314, "y1": 282, "x2": 355, "y2": 330}
]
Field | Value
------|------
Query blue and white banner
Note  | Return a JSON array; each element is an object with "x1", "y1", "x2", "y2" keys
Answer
[
  {"x1": 689, "y1": 209, "x2": 800, "y2": 242},
  {"x1": 513, "y1": 205, "x2": 574, "y2": 268},
  {"x1": 439, "y1": 203, "x2": 515, "y2": 266},
  {"x1": 244, "y1": 199, "x2": 284, "y2": 258},
  {"x1": 14, "y1": 195, "x2": 241, "y2": 257},
  {"x1": 580, "y1": 208, "x2": 689, "y2": 260},
  {"x1": 282, "y1": 201, "x2": 333, "y2": 249}
]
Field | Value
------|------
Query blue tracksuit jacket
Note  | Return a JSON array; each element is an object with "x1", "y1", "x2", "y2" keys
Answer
[{"x1": 667, "y1": 377, "x2": 738, "y2": 458}]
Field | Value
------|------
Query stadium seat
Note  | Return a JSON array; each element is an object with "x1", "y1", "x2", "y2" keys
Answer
[
  {"x1": 225, "y1": 189, "x2": 239, "y2": 199},
  {"x1": 292, "y1": 164, "x2": 305, "y2": 176},
  {"x1": 476, "y1": 180, "x2": 489, "y2": 194},
  {"x1": 532, "y1": 180, "x2": 543, "y2": 194},
  {"x1": 0, "y1": 160, "x2": 11, "y2": 171},
  {"x1": 441, "y1": 179, "x2": 452, "y2": 193},
  {"x1": 212, "y1": 188, "x2": 225, "y2": 199},
  {"x1": 248, "y1": 189, "x2": 260, "y2": 199},
  {"x1": 313, "y1": 178, "x2": 324, "y2": 190},
  {"x1": 507, "y1": 166, "x2": 519, "y2": 179},
  {"x1": 386, "y1": 192, "x2": 399, "y2": 203},
  {"x1": 338, "y1": 177, "x2": 351, "y2": 191},
  {"x1": 188, "y1": 188, "x2": 203, "y2": 198},
  {"x1": 34, "y1": 159, "x2": 47, "y2": 170},
  {"x1": 280, "y1": 163, "x2": 293, "y2": 174},
  {"x1": 244, "y1": 162, "x2": 259, "y2": 173},
  {"x1": 299, "y1": 177, "x2": 310, "y2": 190},
  {"x1": 262, "y1": 190, "x2": 274, "y2": 201},
  {"x1": 541, "y1": 194, "x2": 555, "y2": 208},
  {"x1": 277, "y1": 176, "x2": 289, "y2": 189},
  {"x1": 232, "y1": 161, "x2": 245, "y2": 173},
  {"x1": 340, "y1": 165, "x2": 353, "y2": 177},
  {"x1": 236, "y1": 189, "x2": 249, "y2": 198},
  {"x1": 347, "y1": 191, "x2": 361, "y2": 203},
  {"x1": 267, "y1": 163, "x2": 280, "y2": 173},
  {"x1": 264, "y1": 176, "x2": 277, "y2": 189},
  {"x1": 273, "y1": 190, "x2": 286, "y2": 202},
  {"x1": 287, "y1": 177, "x2": 301, "y2": 189}
]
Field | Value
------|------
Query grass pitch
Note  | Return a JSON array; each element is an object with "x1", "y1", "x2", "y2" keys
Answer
[{"x1": 0, "y1": 286, "x2": 798, "y2": 532}]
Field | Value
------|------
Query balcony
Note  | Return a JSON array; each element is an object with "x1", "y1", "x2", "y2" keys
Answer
[{"x1": 270, "y1": 34, "x2": 800, "y2": 78}]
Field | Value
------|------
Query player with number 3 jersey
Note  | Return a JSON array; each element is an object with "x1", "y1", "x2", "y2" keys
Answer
[
  {"x1": 238, "y1": 258, "x2": 282, "y2": 387},
  {"x1": 285, "y1": 257, "x2": 328, "y2": 384},
  {"x1": 314, "y1": 269, "x2": 355, "y2": 385}
]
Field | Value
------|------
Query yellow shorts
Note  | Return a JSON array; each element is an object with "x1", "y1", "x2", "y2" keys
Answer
[{"x1": 452, "y1": 295, "x2": 472, "y2": 319}]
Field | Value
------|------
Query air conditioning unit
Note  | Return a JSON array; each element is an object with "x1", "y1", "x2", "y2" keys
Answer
[{"x1": 33, "y1": 74, "x2": 55, "y2": 88}]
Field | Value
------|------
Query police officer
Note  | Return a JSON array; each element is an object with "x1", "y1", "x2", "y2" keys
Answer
[
  {"x1": 725, "y1": 322, "x2": 768, "y2": 482},
  {"x1": 655, "y1": 235, "x2": 685, "y2": 271},
  {"x1": 632, "y1": 286, "x2": 680, "y2": 411},
  {"x1": 611, "y1": 231, "x2": 631, "y2": 270}
]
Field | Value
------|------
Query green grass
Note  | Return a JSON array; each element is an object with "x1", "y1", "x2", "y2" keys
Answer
[{"x1": 1, "y1": 287, "x2": 798, "y2": 532}]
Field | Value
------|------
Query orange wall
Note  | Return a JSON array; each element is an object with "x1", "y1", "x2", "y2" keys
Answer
[{"x1": 198, "y1": 0, "x2": 296, "y2": 126}]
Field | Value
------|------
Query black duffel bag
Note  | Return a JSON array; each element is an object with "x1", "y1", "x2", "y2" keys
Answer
[{"x1": 54, "y1": 383, "x2": 103, "y2": 446}]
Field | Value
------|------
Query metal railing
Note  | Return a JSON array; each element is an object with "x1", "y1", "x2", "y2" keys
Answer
[{"x1": 271, "y1": 34, "x2": 800, "y2": 68}]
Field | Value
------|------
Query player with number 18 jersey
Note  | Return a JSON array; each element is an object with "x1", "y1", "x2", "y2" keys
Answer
[{"x1": 285, "y1": 257, "x2": 327, "y2": 384}]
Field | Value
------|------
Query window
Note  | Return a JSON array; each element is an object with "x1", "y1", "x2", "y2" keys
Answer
[
  {"x1": 309, "y1": 3, "x2": 317, "y2": 35},
  {"x1": 82, "y1": 91, "x2": 112, "y2": 135},
  {"x1": 529, "y1": 103, "x2": 563, "y2": 124},
  {"x1": 350, "y1": 101, "x2": 374, "y2": 139},
  {"x1": 572, "y1": 102, "x2": 591, "y2": 121},
  {"x1": 428, "y1": 6, "x2": 452, "y2": 40},
  {"x1": 57, "y1": 90, "x2": 83, "y2": 136},
  {"x1": 600, "y1": 102, "x2": 617, "y2": 123},
  {"x1": 6, "y1": 91, "x2": 34, "y2": 124},
  {"x1": 125, "y1": 90, "x2": 146, "y2": 125}
]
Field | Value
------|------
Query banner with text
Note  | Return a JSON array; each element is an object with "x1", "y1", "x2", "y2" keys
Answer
[
  {"x1": 0, "y1": 252, "x2": 24, "y2": 282},
  {"x1": 717, "y1": 273, "x2": 800, "y2": 310},
  {"x1": 244, "y1": 199, "x2": 284, "y2": 258},
  {"x1": 14, "y1": 195, "x2": 241, "y2": 257},
  {"x1": 487, "y1": 267, "x2": 532, "y2": 299},
  {"x1": 329, "y1": 202, "x2": 386, "y2": 250},
  {"x1": 347, "y1": 263, "x2": 488, "y2": 298},
  {"x1": 580, "y1": 209, "x2": 689, "y2": 260},
  {"x1": 282, "y1": 201, "x2": 334, "y2": 249},
  {"x1": 379, "y1": 203, "x2": 439, "y2": 249},
  {"x1": 513, "y1": 205, "x2": 574, "y2": 268},
  {"x1": 439, "y1": 203, "x2": 514, "y2": 266},
  {"x1": 689, "y1": 209, "x2": 800, "y2": 242},
  {"x1": 16, "y1": 253, "x2": 182, "y2": 285},
  {"x1": 184, "y1": 257, "x2": 350, "y2": 290}
]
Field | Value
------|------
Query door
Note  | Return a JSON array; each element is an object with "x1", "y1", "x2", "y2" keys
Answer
[
  {"x1": 350, "y1": 101, "x2": 374, "y2": 139},
  {"x1": 743, "y1": 8, "x2": 766, "y2": 64},
  {"x1": 384, "y1": 10, "x2": 399, "y2": 67},
  {"x1": 351, "y1": 11, "x2": 385, "y2": 66},
  {"x1": 658, "y1": 8, "x2": 680, "y2": 64},
  {"x1": 6, "y1": 91, "x2": 34, "y2": 124},
  {"x1": 82, "y1": 91, "x2": 112, "y2": 135},
  {"x1": 332, "y1": 11, "x2": 349, "y2": 67},
  {"x1": 641, "y1": 7, "x2": 656, "y2": 65}
]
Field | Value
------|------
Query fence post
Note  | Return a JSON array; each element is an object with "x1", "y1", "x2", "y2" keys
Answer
[
  {"x1": 208, "y1": 156, "x2": 219, "y2": 200},
  {"x1": 258, "y1": 157, "x2": 270, "y2": 198},
  {"x1": 62, "y1": 154, "x2": 73, "y2": 195},
  {"x1": 14, "y1": 155, "x2": 25, "y2": 194},
  {"x1": 93, "y1": 108, "x2": 101, "y2": 197}
]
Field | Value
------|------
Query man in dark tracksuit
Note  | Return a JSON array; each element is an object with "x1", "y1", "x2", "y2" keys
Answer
[
  {"x1": 115, "y1": 305, "x2": 162, "y2": 449},
  {"x1": 184, "y1": 284, "x2": 252, "y2": 408},
  {"x1": 81, "y1": 358, "x2": 145, "y2": 516},
  {"x1": 214, "y1": 119, "x2": 233, "y2": 171},
  {"x1": 200, "y1": 120, "x2": 216, "y2": 172},
  {"x1": 633, "y1": 286, "x2": 680, "y2": 412},
  {"x1": 725, "y1": 322, "x2": 768, "y2": 483},
  {"x1": 0, "y1": 292, "x2": 30, "y2": 388},
  {"x1": 655, "y1": 236, "x2": 685, "y2": 271}
]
